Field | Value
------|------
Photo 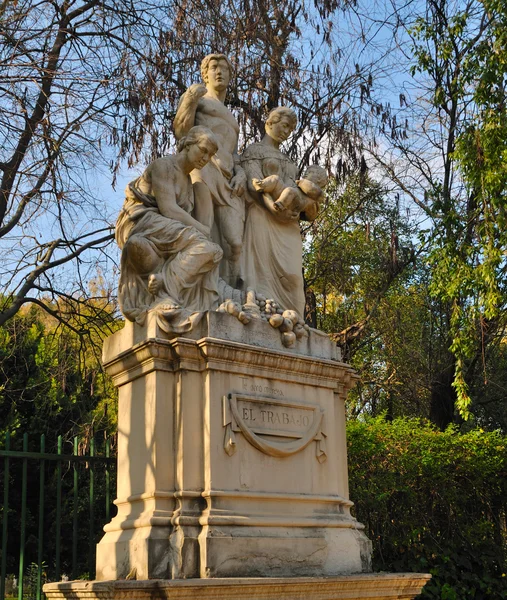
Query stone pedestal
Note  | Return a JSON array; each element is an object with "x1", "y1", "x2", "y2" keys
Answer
[
  {"x1": 44, "y1": 574, "x2": 432, "y2": 600},
  {"x1": 95, "y1": 312, "x2": 372, "y2": 581}
]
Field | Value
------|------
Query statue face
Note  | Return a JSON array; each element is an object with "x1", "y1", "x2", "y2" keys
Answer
[
  {"x1": 187, "y1": 138, "x2": 216, "y2": 170},
  {"x1": 266, "y1": 116, "x2": 293, "y2": 144},
  {"x1": 205, "y1": 59, "x2": 230, "y2": 92}
]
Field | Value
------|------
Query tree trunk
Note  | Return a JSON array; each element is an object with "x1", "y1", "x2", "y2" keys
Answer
[
  {"x1": 429, "y1": 361, "x2": 457, "y2": 429},
  {"x1": 305, "y1": 288, "x2": 317, "y2": 329}
]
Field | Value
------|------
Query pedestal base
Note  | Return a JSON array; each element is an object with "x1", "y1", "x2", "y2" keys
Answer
[
  {"x1": 44, "y1": 574, "x2": 431, "y2": 600},
  {"x1": 97, "y1": 312, "x2": 373, "y2": 580}
]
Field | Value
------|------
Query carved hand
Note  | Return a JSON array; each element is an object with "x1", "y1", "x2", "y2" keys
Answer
[
  {"x1": 231, "y1": 171, "x2": 247, "y2": 196},
  {"x1": 266, "y1": 199, "x2": 299, "y2": 222},
  {"x1": 252, "y1": 178, "x2": 265, "y2": 192},
  {"x1": 187, "y1": 83, "x2": 207, "y2": 101}
]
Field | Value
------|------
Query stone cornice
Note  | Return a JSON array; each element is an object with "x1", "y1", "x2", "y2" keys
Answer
[{"x1": 104, "y1": 334, "x2": 358, "y2": 394}]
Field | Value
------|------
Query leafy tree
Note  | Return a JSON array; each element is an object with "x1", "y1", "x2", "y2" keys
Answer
[
  {"x1": 303, "y1": 174, "x2": 426, "y2": 416},
  {"x1": 443, "y1": 0, "x2": 507, "y2": 416},
  {"x1": 366, "y1": 0, "x2": 507, "y2": 426},
  {"x1": 304, "y1": 174, "x2": 414, "y2": 345},
  {"x1": 303, "y1": 164, "x2": 507, "y2": 429},
  {"x1": 0, "y1": 299, "x2": 118, "y2": 447}
]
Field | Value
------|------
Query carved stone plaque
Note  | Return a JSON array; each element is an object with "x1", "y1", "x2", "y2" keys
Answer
[{"x1": 223, "y1": 394, "x2": 327, "y2": 462}]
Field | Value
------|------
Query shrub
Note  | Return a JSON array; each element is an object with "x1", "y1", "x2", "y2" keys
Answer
[{"x1": 347, "y1": 417, "x2": 507, "y2": 599}]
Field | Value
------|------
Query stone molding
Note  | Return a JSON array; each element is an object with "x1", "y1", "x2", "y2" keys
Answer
[
  {"x1": 104, "y1": 335, "x2": 358, "y2": 395},
  {"x1": 44, "y1": 574, "x2": 432, "y2": 600},
  {"x1": 103, "y1": 489, "x2": 357, "y2": 532}
]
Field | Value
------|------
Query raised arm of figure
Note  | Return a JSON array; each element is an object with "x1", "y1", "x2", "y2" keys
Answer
[
  {"x1": 231, "y1": 151, "x2": 246, "y2": 196},
  {"x1": 173, "y1": 84, "x2": 207, "y2": 140},
  {"x1": 149, "y1": 159, "x2": 210, "y2": 237}
]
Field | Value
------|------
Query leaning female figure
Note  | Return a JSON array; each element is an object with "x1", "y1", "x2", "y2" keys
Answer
[{"x1": 115, "y1": 126, "x2": 223, "y2": 333}]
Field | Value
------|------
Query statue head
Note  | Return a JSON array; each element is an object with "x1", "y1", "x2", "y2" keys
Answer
[
  {"x1": 303, "y1": 165, "x2": 328, "y2": 189},
  {"x1": 177, "y1": 126, "x2": 219, "y2": 169},
  {"x1": 200, "y1": 53, "x2": 233, "y2": 92},
  {"x1": 265, "y1": 107, "x2": 297, "y2": 144}
]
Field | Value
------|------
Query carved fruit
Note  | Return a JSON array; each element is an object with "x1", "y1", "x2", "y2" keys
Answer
[
  {"x1": 279, "y1": 318, "x2": 294, "y2": 333},
  {"x1": 282, "y1": 310, "x2": 299, "y2": 325},
  {"x1": 294, "y1": 323, "x2": 307, "y2": 340},
  {"x1": 269, "y1": 314, "x2": 284, "y2": 328},
  {"x1": 282, "y1": 331, "x2": 296, "y2": 347},
  {"x1": 226, "y1": 301, "x2": 239, "y2": 317},
  {"x1": 238, "y1": 311, "x2": 250, "y2": 324}
]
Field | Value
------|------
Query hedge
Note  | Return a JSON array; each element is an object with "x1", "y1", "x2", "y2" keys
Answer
[{"x1": 347, "y1": 417, "x2": 507, "y2": 599}]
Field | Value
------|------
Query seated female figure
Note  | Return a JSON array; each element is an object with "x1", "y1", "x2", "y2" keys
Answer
[{"x1": 115, "y1": 126, "x2": 223, "y2": 333}]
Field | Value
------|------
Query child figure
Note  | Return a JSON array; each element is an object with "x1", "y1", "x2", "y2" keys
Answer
[{"x1": 252, "y1": 161, "x2": 328, "y2": 214}]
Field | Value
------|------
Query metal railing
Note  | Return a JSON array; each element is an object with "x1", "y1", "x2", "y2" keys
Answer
[{"x1": 0, "y1": 433, "x2": 116, "y2": 600}]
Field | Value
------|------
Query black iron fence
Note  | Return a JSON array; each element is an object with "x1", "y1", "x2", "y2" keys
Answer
[{"x1": 0, "y1": 433, "x2": 116, "y2": 600}]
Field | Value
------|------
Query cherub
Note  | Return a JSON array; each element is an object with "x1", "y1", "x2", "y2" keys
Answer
[{"x1": 252, "y1": 162, "x2": 328, "y2": 214}]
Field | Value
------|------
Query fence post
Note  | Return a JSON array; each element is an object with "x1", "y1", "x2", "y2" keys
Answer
[
  {"x1": 1, "y1": 432, "x2": 10, "y2": 600},
  {"x1": 18, "y1": 433, "x2": 28, "y2": 600},
  {"x1": 72, "y1": 437, "x2": 78, "y2": 581},
  {"x1": 105, "y1": 439, "x2": 110, "y2": 524},
  {"x1": 55, "y1": 436, "x2": 62, "y2": 582},
  {"x1": 88, "y1": 438, "x2": 95, "y2": 578},
  {"x1": 36, "y1": 434, "x2": 45, "y2": 600}
]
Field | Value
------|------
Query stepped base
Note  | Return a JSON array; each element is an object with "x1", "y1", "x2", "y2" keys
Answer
[{"x1": 44, "y1": 574, "x2": 431, "y2": 600}]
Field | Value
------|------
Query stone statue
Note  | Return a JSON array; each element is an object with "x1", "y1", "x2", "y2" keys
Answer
[
  {"x1": 115, "y1": 58, "x2": 327, "y2": 346},
  {"x1": 115, "y1": 126, "x2": 223, "y2": 333},
  {"x1": 173, "y1": 53, "x2": 246, "y2": 287},
  {"x1": 240, "y1": 107, "x2": 320, "y2": 319},
  {"x1": 87, "y1": 56, "x2": 431, "y2": 595},
  {"x1": 253, "y1": 164, "x2": 328, "y2": 215}
]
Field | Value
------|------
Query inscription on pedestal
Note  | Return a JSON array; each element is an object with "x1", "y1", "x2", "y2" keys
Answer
[
  {"x1": 223, "y1": 393, "x2": 327, "y2": 462},
  {"x1": 237, "y1": 398, "x2": 313, "y2": 437},
  {"x1": 240, "y1": 376, "x2": 285, "y2": 397}
]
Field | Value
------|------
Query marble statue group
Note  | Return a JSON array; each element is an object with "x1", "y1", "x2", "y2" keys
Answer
[{"x1": 115, "y1": 53, "x2": 328, "y2": 346}]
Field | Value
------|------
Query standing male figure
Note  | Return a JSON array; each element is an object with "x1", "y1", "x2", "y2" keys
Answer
[{"x1": 174, "y1": 53, "x2": 246, "y2": 287}]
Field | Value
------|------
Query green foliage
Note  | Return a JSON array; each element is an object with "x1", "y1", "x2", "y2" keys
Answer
[
  {"x1": 26, "y1": 562, "x2": 47, "y2": 600},
  {"x1": 347, "y1": 278, "x2": 436, "y2": 419},
  {"x1": 409, "y1": 0, "x2": 507, "y2": 420},
  {"x1": 304, "y1": 175, "x2": 459, "y2": 422},
  {"x1": 0, "y1": 301, "x2": 119, "y2": 447},
  {"x1": 348, "y1": 417, "x2": 507, "y2": 598},
  {"x1": 303, "y1": 174, "x2": 414, "y2": 336}
]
